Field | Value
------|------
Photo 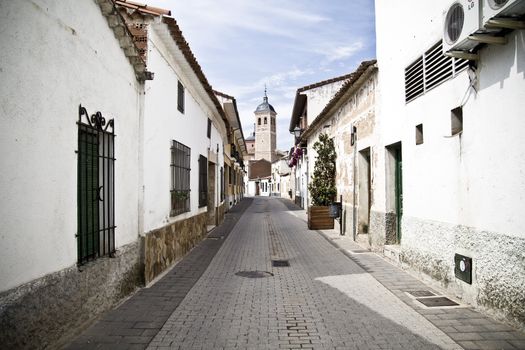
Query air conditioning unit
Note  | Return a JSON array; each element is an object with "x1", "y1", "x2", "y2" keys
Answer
[
  {"x1": 482, "y1": 0, "x2": 525, "y2": 27},
  {"x1": 443, "y1": 0, "x2": 482, "y2": 53}
]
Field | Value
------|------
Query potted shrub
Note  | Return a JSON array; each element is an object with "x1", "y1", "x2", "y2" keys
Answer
[{"x1": 307, "y1": 133, "x2": 337, "y2": 229}]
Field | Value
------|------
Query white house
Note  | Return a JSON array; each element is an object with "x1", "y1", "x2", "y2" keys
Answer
[
  {"x1": 299, "y1": 61, "x2": 378, "y2": 245},
  {"x1": 0, "y1": 0, "x2": 240, "y2": 348},
  {"x1": 0, "y1": 0, "x2": 147, "y2": 348},
  {"x1": 115, "y1": 1, "x2": 232, "y2": 284},
  {"x1": 375, "y1": 0, "x2": 525, "y2": 329},
  {"x1": 289, "y1": 73, "x2": 354, "y2": 208},
  {"x1": 271, "y1": 156, "x2": 292, "y2": 198},
  {"x1": 215, "y1": 90, "x2": 247, "y2": 210}
]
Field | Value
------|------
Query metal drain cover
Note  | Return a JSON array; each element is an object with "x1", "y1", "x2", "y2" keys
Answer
[
  {"x1": 235, "y1": 271, "x2": 274, "y2": 278},
  {"x1": 416, "y1": 297, "x2": 459, "y2": 307},
  {"x1": 272, "y1": 260, "x2": 290, "y2": 267},
  {"x1": 407, "y1": 290, "x2": 435, "y2": 297}
]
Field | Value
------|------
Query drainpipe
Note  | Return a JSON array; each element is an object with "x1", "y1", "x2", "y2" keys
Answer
[{"x1": 351, "y1": 125, "x2": 357, "y2": 241}]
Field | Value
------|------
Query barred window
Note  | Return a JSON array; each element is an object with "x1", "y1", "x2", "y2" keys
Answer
[
  {"x1": 198, "y1": 155, "x2": 208, "y2": 208},
  {"x1": 220, "y1": 166, "x2": 224, "y2": 201},
  {"x1": 77, "y1": 105, "x2": 115, "y2": 265},
  {"x1": 170, "y1": 140, "x2": 191, "y2": 216}
]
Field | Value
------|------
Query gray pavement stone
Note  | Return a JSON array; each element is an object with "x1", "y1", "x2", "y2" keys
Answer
[
  {"x1": 65, "y1": 197, "x2": 525, "y2": 350},
  {"x1": 146, "y1": 197, "x2": 461, "y2": 349},
  {"x1": 64, "y1": 199, "x2": 253, "y2": 350}
]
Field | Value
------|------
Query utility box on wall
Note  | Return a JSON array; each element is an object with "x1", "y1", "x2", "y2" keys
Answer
[{"x1": 454, "y1": 253, "x2": 472, "y2": 284}]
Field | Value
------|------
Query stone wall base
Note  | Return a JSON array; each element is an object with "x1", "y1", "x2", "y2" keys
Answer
[
  {"x1": 398, "y1": 217, "x2": 525, "y2": 331},
  {"x1": 143, "y1": 212, "x2": 207, "y2": 284},
  {"x1": 0, "y1": 241, "x2": 143, "y2": 350}
]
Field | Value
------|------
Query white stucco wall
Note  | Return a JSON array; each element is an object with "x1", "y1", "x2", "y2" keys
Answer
[
  {"x1": 375, "y1": 0, "x2": 525, "y2": 326},
  {"x1": 0, "y1": 0, "x2": 142, "y2": 292},
  {"x1": 304, "y1": 81, "x2": 346, "y2": 125},
  {"x1": 142, "y1": 25, "x2": 226, "y2": 233},
  {"x1": 376, "y1": 0, "x2": 525, "y2": 239}
]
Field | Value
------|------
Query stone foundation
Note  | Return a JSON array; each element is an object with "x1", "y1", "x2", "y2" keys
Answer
[
  {"x1": 216, "y1": 203, "x2": 225, "y2": 226},
  {"x1": 143, "y1": 212, "x2": 207, "y2": 284},
  {"x1": 0, "y1": 241, "x2": 143, "y2": 350},
  {"x1": 399, "y1": 216, "x2": 525, "y2": 331},
  {"x1": 369, "y1": 210, "x2": 397, "y2": 248}
]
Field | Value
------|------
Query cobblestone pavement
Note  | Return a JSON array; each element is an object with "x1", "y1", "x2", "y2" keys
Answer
[
  {"x1": 146, "y1": 197, "x2": 465, "y2": 350},
  {"x1": 65, "y1": 199, "x2": 253, "y2": 350},
  {"x1": 66, "y1": 197, "x2": 525, "y2": 350}
]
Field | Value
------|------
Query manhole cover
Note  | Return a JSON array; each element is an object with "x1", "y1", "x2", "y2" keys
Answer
[
  {"x1": 407, "y1": 290, "x2": 435, "y2": 297},
  {"x1": 416, "y1": 297, "x2": 459, "y2": 307},
  {"x1": 272, "y1": 260, "x2": 290, "y2": 267},
  {"x1": 235, "y1": 271, "x2": 274, "y2": 278}
]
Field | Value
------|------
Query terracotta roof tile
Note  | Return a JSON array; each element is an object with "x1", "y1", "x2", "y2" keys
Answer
[
  {"x1": 115, "y1": 0, "x2": 171, "y2": 16},
  {"x1": 301, "y1": 59, "x2": 377, "y2": 140}
]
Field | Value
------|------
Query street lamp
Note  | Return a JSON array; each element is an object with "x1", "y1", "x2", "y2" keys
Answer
[{"x1": 292, "y1": 126, "x2": 302, "y2": 138}]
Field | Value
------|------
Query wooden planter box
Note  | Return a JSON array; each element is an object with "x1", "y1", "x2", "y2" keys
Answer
[{"x1": 308, "y1": 206, "x2": 334, "y2": 230}]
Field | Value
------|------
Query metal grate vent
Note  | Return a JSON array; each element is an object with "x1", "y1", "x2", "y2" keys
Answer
[
  {"x1": 416, "y1": 297, "x2": 459, "y2": 307},
  {"x1": 405, "y1": 41, "x2": 469, "y2": 103},
  {"x1": 407, "y1": 290, "x2": 435, "y2": 297},
  {"x1": 272, "y1": 260, "x2": 290, "y2": 267}
]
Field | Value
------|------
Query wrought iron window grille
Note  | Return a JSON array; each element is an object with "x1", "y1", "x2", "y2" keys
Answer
[
  {"x1": 198, "y1": 155, "x2": 208, "y2": 208},
  {"x1": 170, "y1": 140, "x2": 191, "y2": 216},
  {"x1": 76, "y1": 104, "x2": 116, "y2": 265}
]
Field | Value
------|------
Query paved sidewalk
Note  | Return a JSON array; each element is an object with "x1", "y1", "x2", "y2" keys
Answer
[
  {"x1": 285, "y1": 201, "x2": 525, "y2": 350},
  {"x1": 65, "y1": 198, "x2": 253, "y2": 350}
]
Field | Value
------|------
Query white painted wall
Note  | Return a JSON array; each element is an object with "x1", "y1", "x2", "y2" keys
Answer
[
  {"x1": 142, "y1": 25, "x2": 226, "y2": 233},
  {"x1": 304, "y1": 81, "x2": 346, "y2": 125},
  {"x1": 376, "y1": 0, "x2": 525, "y2": 238},
  {"x1": 0, "y1": 0, "x2": 142, "y2": 292},
  {"x1": 375, "y1": 0, "x2": 525, "y2": 325}
]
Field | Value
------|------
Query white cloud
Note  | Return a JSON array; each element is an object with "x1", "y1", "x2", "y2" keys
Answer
[{"x1": 325, "y1": 42, "x2": 365, "y2": 62}]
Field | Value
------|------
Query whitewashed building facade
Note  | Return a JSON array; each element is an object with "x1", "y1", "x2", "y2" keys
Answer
[{"x1": 375, "y1": 0, "x2": 525, "y2": 329}]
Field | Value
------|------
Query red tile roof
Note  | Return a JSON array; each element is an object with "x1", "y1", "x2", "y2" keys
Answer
[{"x1": 115, "y1": 0, "x2": 171, "y2": 16}]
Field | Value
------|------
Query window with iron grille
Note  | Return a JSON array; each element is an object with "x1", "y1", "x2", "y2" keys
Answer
[
  {"x1": 405, "y1": 40, "x2": 469, "y2": 103},
  {"x1": 220, "y1": 166, "x2": 224, "y2": 201},
  {"x1": 77, "y1": 105, "x2": 116, "y2": 265},
  {"x1": 198, "y1": 155, "x2": 208, "y2": 208},
  {"x1": 170, "y1": 140, "x2": 191, "y2": 216},
  {"x1": 177, "y1": 80, "x2": 185, "y2": 113}
]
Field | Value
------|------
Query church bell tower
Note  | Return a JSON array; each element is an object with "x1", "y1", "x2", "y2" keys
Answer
[{"x1": 254, "y1": 89, "x2": 277, "y2": 162}]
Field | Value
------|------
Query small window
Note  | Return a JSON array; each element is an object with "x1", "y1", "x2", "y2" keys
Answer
[
  {"x1": 198, "y1": 155, "x2": 208, "y2": 208},
  {"x1": 207, "y1": 118, "x2": 212, "y2": 138},
  {"x1": 415, "y1": 124, "x2": 424, "y2": 145},
  {"x1": 451, "y1": 107, "x2": 463, "y2": 135},
  {"x1": 177, "y1": 81, "x2": 185, "y2": 113},
  {"x1": 264, "y1": 117, "x2": 267, "y2": 125},
  {"x1": 258, "y1": 118, "x2": 261, "y2": 125}
]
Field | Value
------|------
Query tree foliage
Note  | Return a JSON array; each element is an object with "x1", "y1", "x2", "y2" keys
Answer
[{"x1": 308, "y1": 133, "x2": 337, "y2": 206}]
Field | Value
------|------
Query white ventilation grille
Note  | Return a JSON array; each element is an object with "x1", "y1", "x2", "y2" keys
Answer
[{"x1": 405, "y1": 41, "x2": 468, "y2": 103}]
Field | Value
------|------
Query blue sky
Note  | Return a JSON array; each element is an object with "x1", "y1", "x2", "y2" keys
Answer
[{"x1": 149, "y1": 0, "x2": 376, "y2": 151}]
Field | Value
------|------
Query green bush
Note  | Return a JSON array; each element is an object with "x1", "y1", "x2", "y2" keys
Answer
[{"x1": 308, "y1": 133, "x2": 336, "y2": 206}]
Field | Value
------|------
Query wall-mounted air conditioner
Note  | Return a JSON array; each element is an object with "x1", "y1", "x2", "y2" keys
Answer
[
  {"x1": 443, "y1": 0, "x2": 482, "y2": 53},
  {"x1": 482, "y1": 0, "x2": 525, "y2": 28}
]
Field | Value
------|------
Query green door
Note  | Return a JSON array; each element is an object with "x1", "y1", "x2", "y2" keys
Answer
[
  {"x1": 395, "y1": 148, "x2": 403, "y2": 243},
  {"x1": 78, "y1": 129, "x2": 99, "y2": 260}
]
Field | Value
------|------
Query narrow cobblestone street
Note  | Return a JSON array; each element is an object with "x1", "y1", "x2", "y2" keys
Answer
[{"x1": 67, "y1": 197, "x2": 525, "y2": 350}]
